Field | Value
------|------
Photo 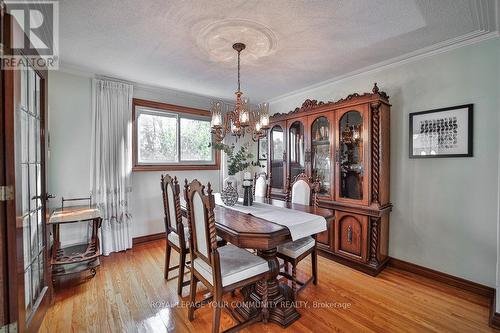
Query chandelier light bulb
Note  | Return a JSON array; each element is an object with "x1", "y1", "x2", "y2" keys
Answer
[{"x1": 255, "y1": 121, "x2": 262, "y2": 132}]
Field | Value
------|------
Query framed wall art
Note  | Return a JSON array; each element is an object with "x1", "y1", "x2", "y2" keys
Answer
[{"x1": 409, "y1": 104, "x2": 473, "y2": 158}]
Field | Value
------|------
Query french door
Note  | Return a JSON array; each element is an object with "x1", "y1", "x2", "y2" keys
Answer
[{"x1": 1, "y1": 9, "x2": 51, "y2": 333}]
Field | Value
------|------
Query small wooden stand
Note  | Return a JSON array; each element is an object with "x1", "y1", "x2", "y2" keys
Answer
[{"x1": 49, "y1": 204, "x2": 102, "y2": 284}]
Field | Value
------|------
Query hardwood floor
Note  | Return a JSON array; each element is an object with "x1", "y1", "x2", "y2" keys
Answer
[{"x1": 40, "y1": 240, "x2": 496, "y2": 333}]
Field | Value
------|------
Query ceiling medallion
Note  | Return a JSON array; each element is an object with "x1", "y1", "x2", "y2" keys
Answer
[
  {"x1": 196, "y1": 19, "x2": 278, "y2": 64},
  {"x1": 210, "y1": 42, "x2": 270, "y2": 142}
]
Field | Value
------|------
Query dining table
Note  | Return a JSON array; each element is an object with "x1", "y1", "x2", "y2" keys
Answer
[{"x1": 180, "y1": 195, "x2": 334, "y2": 327}]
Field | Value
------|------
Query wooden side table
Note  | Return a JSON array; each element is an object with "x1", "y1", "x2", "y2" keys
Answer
[{"x1": 48, "y1": 205, "x2": 102, "y2": 284}]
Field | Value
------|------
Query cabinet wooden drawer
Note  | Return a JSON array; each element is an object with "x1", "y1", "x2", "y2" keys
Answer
[{"x1": 334, "y1": 211, "x2": 368, "y2": 263}]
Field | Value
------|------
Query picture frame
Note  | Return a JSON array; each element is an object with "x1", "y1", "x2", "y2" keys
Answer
[
  {"x1": 257, "y1": 137, "x2": 268, "y2": 161},
  {"x1": 409, "y1": 104, "x2": 473, "y2": 158}
]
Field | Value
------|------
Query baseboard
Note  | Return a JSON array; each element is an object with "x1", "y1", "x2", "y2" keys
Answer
[
  {"x1": 387, "y1": 257, "x2": 494, "y2": 298},
  {"x1": 132, "y1": 232, "x2": 165, "y2": 246},
  {"x1": 317, "y1": 248, "x2": 389, "y2": 276}
]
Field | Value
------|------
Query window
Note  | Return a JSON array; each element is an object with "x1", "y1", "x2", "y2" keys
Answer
[{"x1": 133, "y1": 99, "x2": 219, "y2": 171}]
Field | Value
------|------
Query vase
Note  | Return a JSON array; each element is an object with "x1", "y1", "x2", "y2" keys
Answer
[
  {"x1": 224, "y1": 175, "x2": 238, "y2": 190},
  {"x1": 221, "y1": 181, "x2": 238, "y2": 206}
]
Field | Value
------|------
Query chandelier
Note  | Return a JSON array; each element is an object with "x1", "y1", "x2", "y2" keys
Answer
[{"x1": 210, "y1": 42, "x2": 270, "y2": 142}]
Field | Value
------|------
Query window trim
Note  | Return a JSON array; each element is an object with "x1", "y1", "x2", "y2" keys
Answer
[{"x1": 132, "y1": 98, "x2": 220, "y2": 172}]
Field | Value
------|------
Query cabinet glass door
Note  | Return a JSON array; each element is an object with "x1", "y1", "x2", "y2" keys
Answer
[
  {"x1": 288, "y1": 121, "x2": 305, "y2": 181},
  {"x1": 270, "y1": 125, "x2": 285, "y2": 190},
  {"x1": 338, "y1": 110, "x2": 366, "y2": 202},
  {"x1": 310, "y1": 116, "x2": 332, "y2": 197}
]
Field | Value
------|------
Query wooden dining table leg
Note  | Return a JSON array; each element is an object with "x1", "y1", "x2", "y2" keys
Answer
[{"x1": 235, "y1": 247, "x2": 300, "y2": 327}]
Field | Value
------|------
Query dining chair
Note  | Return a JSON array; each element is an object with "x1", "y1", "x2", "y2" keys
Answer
[
  {"x1": 184, "y1": 179, "x2": 270, "y2": 333},
  {"x1": 253, "y1": 172, "x2": 270, "y2": 198},
  {"x1": 279, "y1": 173, "x2": 320, "y2": 298},
  {"x1": 160, "y1": 174, "x2": 191, "y2": 296}
]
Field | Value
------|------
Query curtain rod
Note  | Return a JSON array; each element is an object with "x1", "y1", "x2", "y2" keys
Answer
[{"x1": 95, "y1": 75, "x2": 134, "y2": 85}]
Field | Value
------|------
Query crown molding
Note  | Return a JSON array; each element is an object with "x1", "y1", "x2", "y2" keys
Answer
[
  {"x1": 268, "y1": 29, "x2": 499, "y2": 104},
  {"x1": 57, "y1": 61, "x2": 233, "y2": 105}
]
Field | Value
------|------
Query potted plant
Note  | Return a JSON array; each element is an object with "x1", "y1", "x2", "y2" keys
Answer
[{"x1": 212, "y1": 143, "x2": 262, "y2": 204}]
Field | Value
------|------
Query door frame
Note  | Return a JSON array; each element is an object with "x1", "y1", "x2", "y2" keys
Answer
[
  {"x1": 0, "y1": 0, "x2": 9, "y2": 326},
  {"x1": 2, "y1": 9, "x2": 52, "y2": 332}
]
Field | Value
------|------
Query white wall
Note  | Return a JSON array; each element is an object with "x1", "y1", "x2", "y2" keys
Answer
[
  {"x1": 269, "y1": 38, "x2": 500, "y2": 287},
  {"x1": 47, "y1": 71, "x2": 222, "y2": 243},
  {"x1": 47, "y1": 72, "x2": 92, "y2": 244}
]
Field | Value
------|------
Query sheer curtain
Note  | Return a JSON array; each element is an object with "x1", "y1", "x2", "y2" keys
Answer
[{"x1": 90, "y1": 79, "x2": 133, "y2": 255}]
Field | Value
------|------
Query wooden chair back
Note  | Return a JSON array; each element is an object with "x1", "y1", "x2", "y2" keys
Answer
[
  {"x1": 286, "y1": 173, "x2": 320, "y2": 206},
  {"x1": 160, "y1": 175, "x2": 185, "y2": 245},
  {"x1": 184, "y1": 179, "x2": 219, "y2": 266},
  {"x1": 253, "y1": 172, "x2": 269, "y2": 198}
]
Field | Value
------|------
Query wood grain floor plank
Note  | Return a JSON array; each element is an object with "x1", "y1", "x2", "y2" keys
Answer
[{"x1": 40, "y1": 240, "x2": 497, "y2": 333}]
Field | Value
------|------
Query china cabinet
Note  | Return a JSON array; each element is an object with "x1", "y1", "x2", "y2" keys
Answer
[{"x1": 267, "y1": 83, "x2": 391, "y2": 275}]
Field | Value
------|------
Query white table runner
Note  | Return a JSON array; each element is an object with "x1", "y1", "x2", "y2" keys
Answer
[{"x1": 214, "y1": 193, "x2": 326, "y2": 241}]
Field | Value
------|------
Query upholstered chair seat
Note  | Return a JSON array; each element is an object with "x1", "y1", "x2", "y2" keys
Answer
[
  {"x1": 168, "y1": 226, "x2": 223, "y2": 249},
  {"x1": 167, "y1": 226, "x2": 190, "y2": 249},
  {"x1": 193, "y1": 244, "x2": 269, "y2": 287},
  {"x1": 277, "y1": 236, "x2": 315, "y2": 259}
]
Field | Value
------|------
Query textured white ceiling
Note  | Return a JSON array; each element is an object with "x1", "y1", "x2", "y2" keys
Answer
[{"x1": 59, "y1": 0, "x2": 498, "y2": 102}]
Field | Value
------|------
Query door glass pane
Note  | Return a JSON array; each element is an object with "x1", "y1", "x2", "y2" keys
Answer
[
  {"x1": 23, "y1": 216, "x2": 30, "y2": 269},
  {"x1": 39, "y1": 253, "x2": 44, "y2": 288},
  {"x1": 30, "y1": 211, "x2": 38, "y2": 260},
  {"x1": 28, "y1": 67, "x2": 36, "y2": 113},
  {"x1": 289, "y1": 121, "x2": 305, "y2": 180},
  {"x1": 29, "y1": 116, "x2": 36, "y2": 162},
  {"x1": 37, "y1": 209, "x2": 43, "y2": 252},
  {"x1": 32, "y1": 256, "x2": 40, "y2": 301},
  {"x1": 35, "y1": 75, "x2": 41, "y2": 117},
  {"x1": 22, "y1": 165, "x2": 29, "y2": 214},
  {"x1": 339, "y1": 111, "x2": 363, "y2": 200},
  {"x1": 29, "y1": 164, "x2": 37, "y2": 210},
  {"x1": 21, "y1": 110, "x2": 28, "y2": 162},
  {"x1": 36, "y1": 165, "x2": 42, "y2": 208},
  {"x1": 270, "y1": 126, "x2": 284, "y2": 189},
  {"x1": 24, "y1": 267, "x2": 31, "y2": 310},
  {"x1": 20, "y1": 62, "x2": 28, "y2": 110},
  {"x1": 311, "y1": 116, "x2": 331, "y2": 195}
]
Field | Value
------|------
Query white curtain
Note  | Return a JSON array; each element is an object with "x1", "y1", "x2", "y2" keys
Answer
[{"x1": 90, "y1": 79, "x2": 133, "y2": 255}]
